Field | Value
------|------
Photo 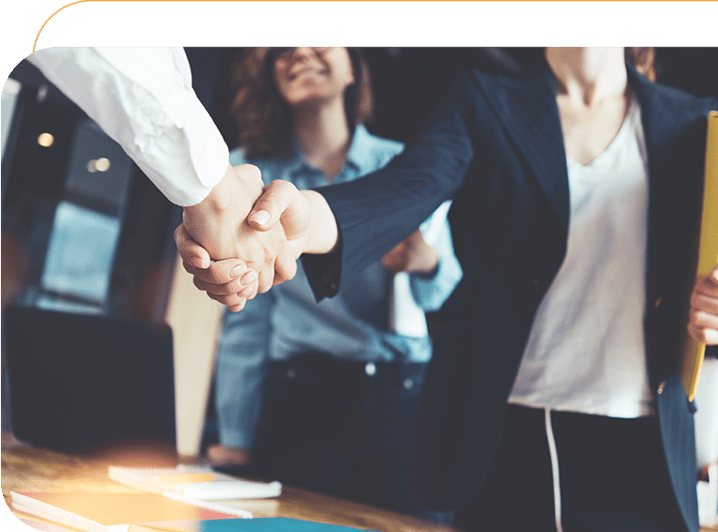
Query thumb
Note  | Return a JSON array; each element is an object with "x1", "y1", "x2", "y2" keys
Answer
[{"x1": 248, "y1": 180, "x2": 298, "y2": 231}]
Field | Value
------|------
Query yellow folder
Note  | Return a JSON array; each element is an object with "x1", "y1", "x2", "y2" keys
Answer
[{"x1": 681, "y1": 110, "x2": 718, "y2": 401}]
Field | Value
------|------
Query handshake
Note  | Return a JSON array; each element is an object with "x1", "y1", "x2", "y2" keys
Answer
[
  {"x1": 176, "y1": 163, "x2": 445, "y2": 313},
  {"x1": 176, "y1": 163, "x2": 339, "y2": 312}
]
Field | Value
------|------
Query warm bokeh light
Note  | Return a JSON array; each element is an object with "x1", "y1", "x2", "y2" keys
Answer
[
  {"x1": 37, "y1": 132, "x2": 54, "y2": 147},
  {"x1": 87, "y1": 157, "x2": 111, "y2": 173},
  {"x1": 95, "y1": 157, "x2": 110, "y2": 172}
]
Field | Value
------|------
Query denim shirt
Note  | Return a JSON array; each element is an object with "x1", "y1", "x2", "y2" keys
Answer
[{"x1": 215, "y1": 125, "x2": 462, "y2": 449}]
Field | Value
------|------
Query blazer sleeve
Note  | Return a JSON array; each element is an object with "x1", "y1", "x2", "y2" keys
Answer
[{"x1": 304, "y1": 73, "x2": 478, "y2": 300}]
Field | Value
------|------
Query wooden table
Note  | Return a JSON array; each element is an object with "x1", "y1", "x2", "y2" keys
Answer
[
  {"x1": 4, "y1": 432, "x2": 717, "y2": 532},
  {"x1": 1, "y1": 433, "x2": 462, "y2": 532}
]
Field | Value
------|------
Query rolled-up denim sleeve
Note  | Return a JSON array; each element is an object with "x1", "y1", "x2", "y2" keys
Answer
[{"x1": 410, "y1": 202, "x2": 463, "y2": 311}]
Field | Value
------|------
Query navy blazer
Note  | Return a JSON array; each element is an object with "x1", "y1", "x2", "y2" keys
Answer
[{"x1": 307, "y1": 62, "x2": 717, "y2": 531}]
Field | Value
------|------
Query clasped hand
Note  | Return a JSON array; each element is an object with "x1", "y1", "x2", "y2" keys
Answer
[
  {"x1": 177, "y1": 174, "x2": 321, "y2": 312},
  {"x1": 176, "y1": 171, "x2": 442, "y2": 312}
]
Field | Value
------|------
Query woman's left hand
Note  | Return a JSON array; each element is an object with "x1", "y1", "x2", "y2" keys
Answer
[{"x1": 688, "y1": 264, "x2": 718, "y2": 345}]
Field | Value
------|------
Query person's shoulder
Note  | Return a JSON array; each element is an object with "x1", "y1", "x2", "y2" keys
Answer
[
  {"x1": 631, "y1": 68, "x2": 717, "y2": 117},
  {"x1": 651, "y1": 80, "x2": 716, "y2": 110}
]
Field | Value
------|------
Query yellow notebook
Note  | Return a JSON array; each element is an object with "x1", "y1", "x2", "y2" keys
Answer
[{"x1": 681, "y1": 110, "x2": 718, "y2": 401}]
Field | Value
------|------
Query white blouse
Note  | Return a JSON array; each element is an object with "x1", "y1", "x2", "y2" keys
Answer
[{"x1": 509, "y1": 98, "x2": 656, "y2": 418}]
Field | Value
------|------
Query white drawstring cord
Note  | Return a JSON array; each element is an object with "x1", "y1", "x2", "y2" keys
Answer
[{"x1": 545, "y1": 407, "x2": 564, "y2": 532}]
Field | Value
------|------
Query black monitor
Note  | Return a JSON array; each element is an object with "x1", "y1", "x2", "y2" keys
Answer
[{"x1": 3, "y1": 304, "x2": 176, "y2": 454}]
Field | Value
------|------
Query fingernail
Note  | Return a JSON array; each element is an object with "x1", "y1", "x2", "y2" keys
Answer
[
  {"x1": 229, "y1": 264, "x2": 246, "y2": 279},
  {"x1": 241, "y1": 271, "x2": 258, "y2": 284},
  {"x1": 251, "y1": 210, "x2": 270, "y2": 226},
  {"x1": 191, "y1": 257, "x2": 208, "y2": 269}
]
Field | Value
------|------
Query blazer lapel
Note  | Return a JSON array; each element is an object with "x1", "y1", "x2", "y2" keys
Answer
[
  {"x1": 631, "y1": 67, "x2": 671, "y2": 293},
  {"x1": 629, "y1": 66, "x2": 705, "y2": 300},
  {"x1": 472, "y1": 66, "x2": 570, "y2": 237}
]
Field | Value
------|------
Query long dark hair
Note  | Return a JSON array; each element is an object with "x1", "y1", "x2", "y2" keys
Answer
[
  {"x1": 229, "y1": 47, "x2": 374, "y2": 159},
  {"x1": 625, "y1": 47, "x2": 658, "y2": 81}
]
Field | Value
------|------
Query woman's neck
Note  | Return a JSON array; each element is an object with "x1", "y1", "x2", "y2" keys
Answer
[
  {"x1": 546, "y1": 47, "x2": 632, "y2": 166},
  {"x1": 292, "y1": 98, "x2": 352, "y2": 183},
  {"x1": 545, "y1": 47, "x2": 628, "y2": 106}
]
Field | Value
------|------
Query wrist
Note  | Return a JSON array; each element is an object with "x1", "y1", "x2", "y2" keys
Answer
[
  {"x1": 302, "y1": 190, "x2": 340, "y2": 255},
  {"x1": 182, "y1": 163, "x2": 263, "y2": 260},
  {"x1": 185, "y1": 164, "x2": 255, "y2": 220}
]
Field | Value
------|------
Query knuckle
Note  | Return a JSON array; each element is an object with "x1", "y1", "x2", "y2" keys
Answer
[
  {"x1": 245, "y1": 163, "x2": 261, "y2": 179},
  {"x1": 182, "y1": 260, "x2": 196, "y2": 275}
]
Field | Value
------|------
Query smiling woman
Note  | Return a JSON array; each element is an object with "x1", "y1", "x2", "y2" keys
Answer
[
  {"x1": 228, "y1": 47, "x2": 373, "y2": 163},
  {"x1": 272, "y1": 47, "x2": 354, "y2": 107},
  {"x1": 205, "y1": 47, "x2": 461, "y2": 524}
]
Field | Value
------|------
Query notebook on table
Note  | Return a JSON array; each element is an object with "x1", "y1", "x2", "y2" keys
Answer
[
  {"x1": 10, "y1": 491, "x2": 249, "y2": 532},
  {"x1": 128, "y1": 517, "x2": 378, "y2": 532},
  {"x1": 108, "y1": 465, "x2": 281, "y2": 500}
]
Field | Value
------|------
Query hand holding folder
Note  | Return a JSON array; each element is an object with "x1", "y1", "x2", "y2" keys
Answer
[{"x1": 681, "y1": 110, "x2": 718, "y2": 401}]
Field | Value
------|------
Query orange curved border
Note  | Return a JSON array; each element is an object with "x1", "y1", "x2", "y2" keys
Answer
[
  {"x1": 32, "y1": 0, "x2": 716, "y2": 52},
  {"x1": 34, "y1": 1, "x2": 91, "y2": 52},
  {"x1": 77, "y1": 0, "x2": 716, "y2": 4}
]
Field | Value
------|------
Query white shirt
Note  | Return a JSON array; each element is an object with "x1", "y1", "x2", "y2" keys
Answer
[
  {"x1": 509, "y1": 99, "x2": 656, "y2": 418},
  {"x1": 27, "y1": 47, "x2": 228, "y2": 206}
]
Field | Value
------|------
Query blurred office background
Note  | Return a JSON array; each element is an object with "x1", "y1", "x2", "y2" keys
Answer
[{"x1": 1, "y1": 47, "x2": 716, "y2": 457}]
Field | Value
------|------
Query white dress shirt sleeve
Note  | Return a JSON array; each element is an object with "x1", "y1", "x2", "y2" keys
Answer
[{"x1": 27, "y1": 47, "x2": 229, "y2": 206}]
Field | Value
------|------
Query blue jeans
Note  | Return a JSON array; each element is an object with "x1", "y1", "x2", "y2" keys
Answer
[{"x1": 251, "y1": 353, "x2": 452, "y2": 524}]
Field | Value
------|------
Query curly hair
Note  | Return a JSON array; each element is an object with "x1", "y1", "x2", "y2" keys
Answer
[{"x1": 229, "y1": 48, "x2": 374, "y2": 160}]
